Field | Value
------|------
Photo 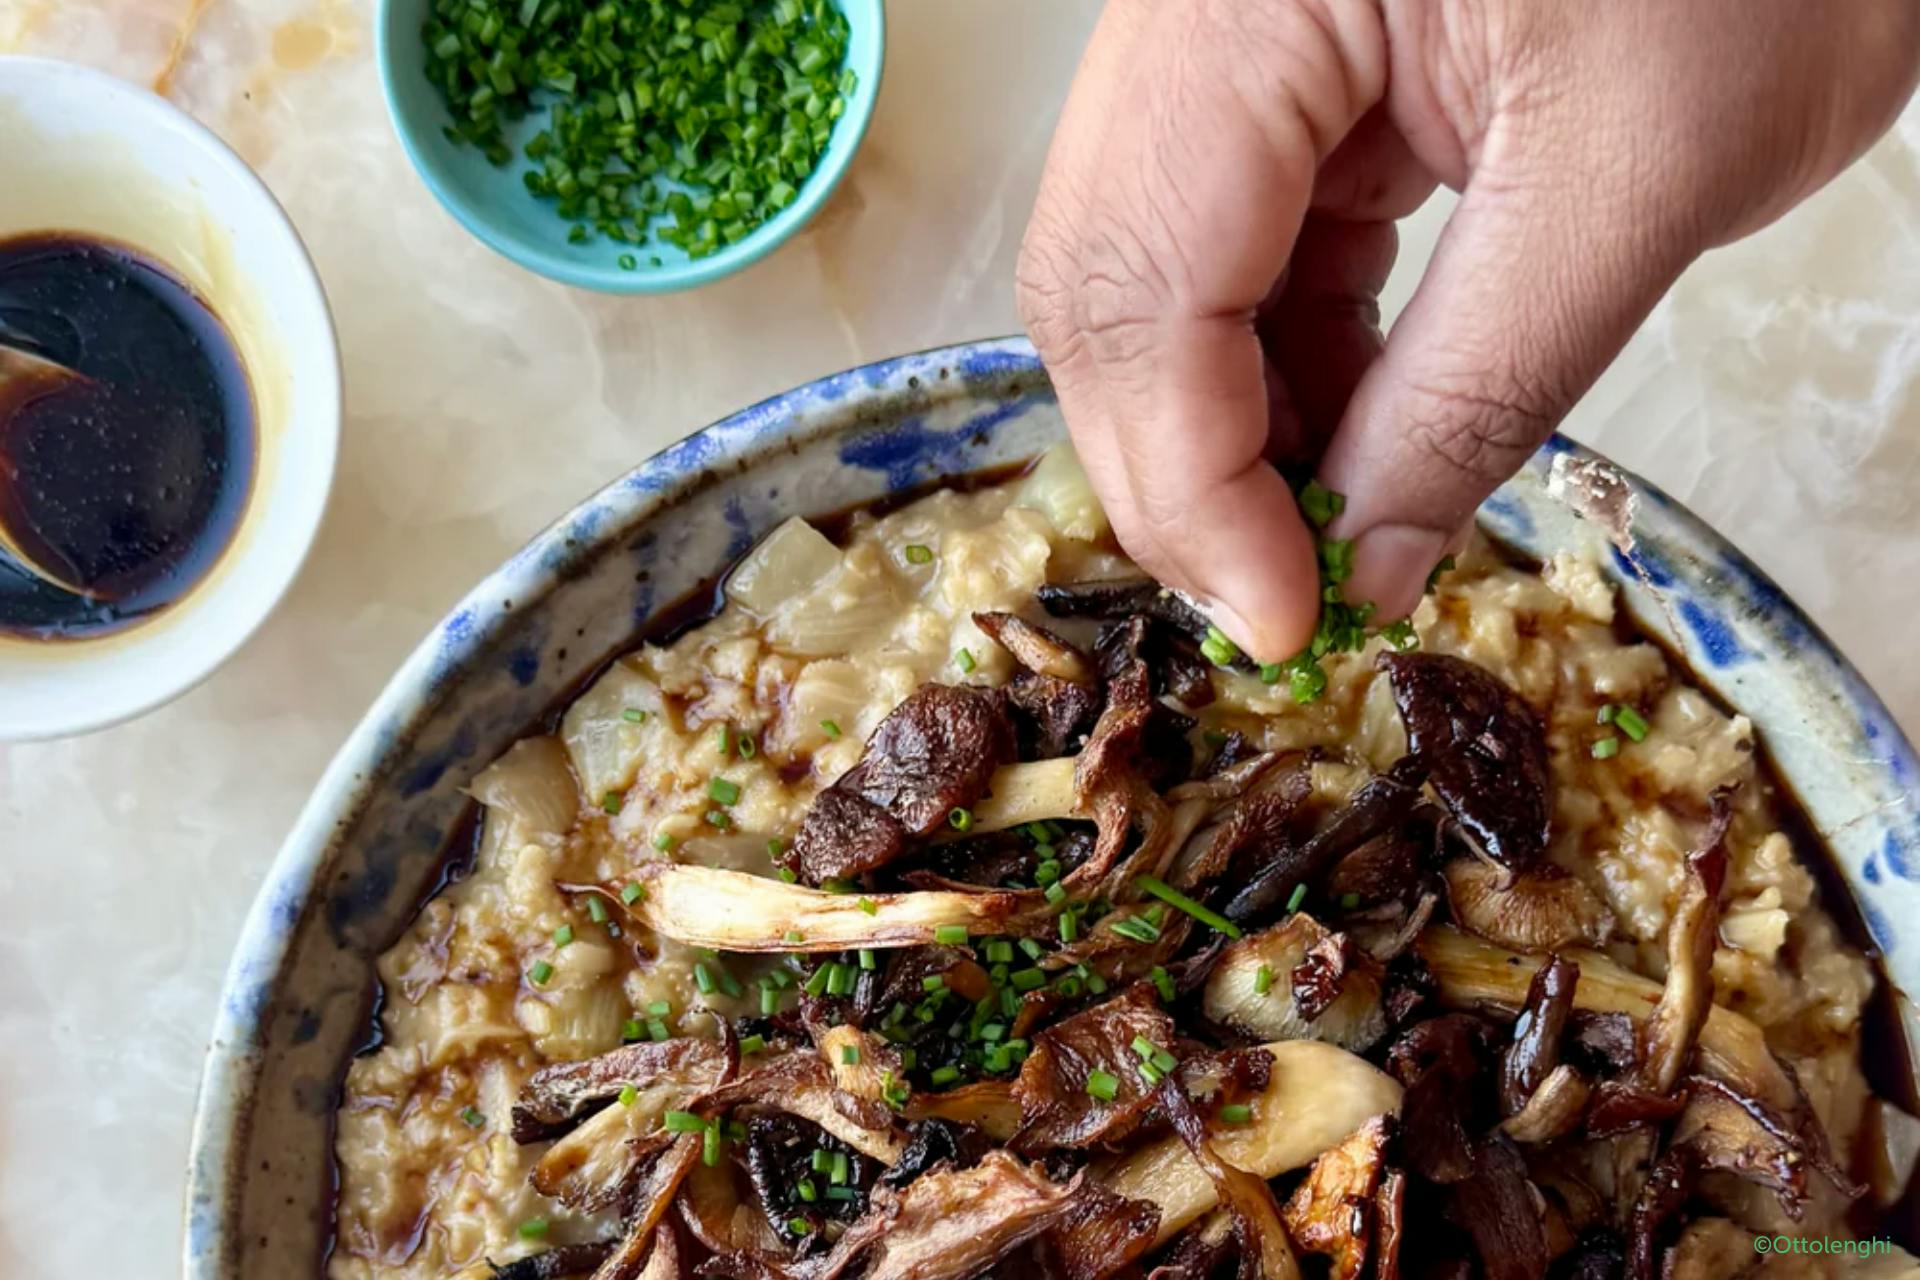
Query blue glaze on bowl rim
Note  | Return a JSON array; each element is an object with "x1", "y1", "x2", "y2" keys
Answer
[
  {"x1": 183, "y1": 337, "x2": 1920, "y2": 1277},
  {"x1": 374, "y1": 0, "x2": 885, "y2": 295}
]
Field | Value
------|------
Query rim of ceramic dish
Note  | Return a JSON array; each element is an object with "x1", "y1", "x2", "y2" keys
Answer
[
  {"x1": 373, "y1": 0, "x2": 886, "y2": 295},
  {"x1": 0, "y1": 56, "x2": 341, "y2": 741},
  {"x1": 183, "y1": 337, "x2": 1920, "y2": 1275}
]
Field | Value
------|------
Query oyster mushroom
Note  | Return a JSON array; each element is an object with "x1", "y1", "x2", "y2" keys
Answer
[
  {"x1": 1415, "y1": 925, "x2": 1797, "y2": 1110},
  {"x1": 1097, "y1": 1040, "x2": 1403, "y2": 1246},
  {"x1": 1501, "y1": 1065, "x2": 1592, "y2": 1145},
  {"x1": 1203, "y1": 914, "x2": 1389, "y2": 1053},
  {"x1": 973, "y1": 611, "x2": 1093, "y2": 684},
  {"x1": 1500, "y1": 954, "x2": 1580, "y2": 1119},
  {"x1": 1161, "y1": 1077, "x2": 1303, "y2": 1280},
  {"x1": 1639, "y1": 798, "x2": 1731, "y2": 1095},
  {"x1": 1379, "y1": 651, "x2": 1552, "y2": 871},
  {"x1": 1442, "y1": 859, "x2": 1614, "y2": 953}
]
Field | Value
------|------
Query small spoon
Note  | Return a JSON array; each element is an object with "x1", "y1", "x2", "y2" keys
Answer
[{"x1": 0, "y1": 325, "x2": 95, "y2": 595}]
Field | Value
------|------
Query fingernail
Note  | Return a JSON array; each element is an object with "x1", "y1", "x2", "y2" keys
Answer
[{"x1": 1344, "y1": 523, "x2": 1451, "y2": 622}]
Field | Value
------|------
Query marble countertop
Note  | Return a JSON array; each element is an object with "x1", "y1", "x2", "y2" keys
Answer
[{"x1": 3, "y1": 3, "x2": 1919, "y2": 1276}]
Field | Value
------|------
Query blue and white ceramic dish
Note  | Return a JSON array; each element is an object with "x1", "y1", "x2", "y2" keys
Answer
[{"x1": 183, "y1": 338, "x2": 1920, "y2": 1277}]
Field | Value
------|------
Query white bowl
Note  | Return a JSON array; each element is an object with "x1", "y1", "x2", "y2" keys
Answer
[{"x1": 0, "y1": 57, "x2": 339, "y2": 741}]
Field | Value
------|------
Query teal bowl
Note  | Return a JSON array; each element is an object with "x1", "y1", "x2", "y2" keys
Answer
[{"x1": 374, "y1": 0, "x2": 884, "y2": 294}]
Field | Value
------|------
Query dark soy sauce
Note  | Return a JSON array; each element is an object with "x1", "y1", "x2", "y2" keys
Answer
[{"x1": 0, "y1": 232, "x2": 255, "y2": 640}]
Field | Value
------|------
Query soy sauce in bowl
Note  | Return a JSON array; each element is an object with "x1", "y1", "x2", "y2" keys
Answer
[{"x1": 0, "y1": 232, "x2": 256, "y2": 640}]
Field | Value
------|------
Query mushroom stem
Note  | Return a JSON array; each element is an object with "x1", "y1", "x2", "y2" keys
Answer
[
  {"x1": 959, "y1": 759, "x2": 1083, "y2": 835},
  {"x1": 1416, "y1": 925, "x2": 1795, "y2": 1109}
]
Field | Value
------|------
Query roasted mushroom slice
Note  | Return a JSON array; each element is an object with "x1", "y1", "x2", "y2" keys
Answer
[
  {"x1": 482, "y1": 1243, "x2": 620, "y2": 1280},
  {"x1": 1280, "y1": 1115, "x2": 1394, "y2": 1280},
  {"x1": 1385, "y1": 1013, "x2": 1495, "y2": 1184},
  {"x1": 697, "y1": 1051, "x2": 906, "y2": 1165},
  {"x1": 1502, "y1": 1066, "x2": 1592, "y2": 1145},
  {"x1": 974, "y1": 611, "x2": 1094, "y2": 684},
  {"x1": 1161, "y1": 1078, "x2": 1303, "y2": 1280},
  {"x1": 590, "y1": 1134, "x2": 703, "y2": 1280},
  {"x1": 1097, "y1": 1040, "x2": 1402, "y2": 1246},
  {"x1": 1037, "y1": 1183, "x2": 1164, "y2": 1280},
  {"x1": 511, "y1": 1038, "x2": 731, "y2": 1143},
  {"x1": 1638, "y1": 798, "x2": 1730, "y2": 1094},
  {"x1": 1011, "y1": 982, "x2": 1178, "y2": 1151},
  {"x1": 1203, "y1": 914, "x2": 1388, "y2": 1053},
  {"x1": 1443, "y1": 1134, "x2": 1551, "y2": 1280},
  {"x1": 1035, "y1": 577, "x2": 1213, "y2": 640},
  {"x1": 1626, "y1": 1147, "x2": 1698, "y2": 1280},
  {"x1": 1500, "y1": 954, "x2": 1580, "y2": 1118},
  {"x1": 1442, "y1": 859, "x2": 1614, "y2": 953},
  {"x1": 1672, "y1": 1074, "x2": 1861, "y2": 1219},
  {"x1": 1379, "y1": 651, "x2": 1552, "y2": 871}
]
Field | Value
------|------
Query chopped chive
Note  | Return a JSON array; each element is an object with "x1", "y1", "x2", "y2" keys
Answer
[
  {"x1": 1034, "y1": 859, "x2": 1062, "y2": 886},
  {"x1": 804, "y1": 964, "x2": 833, "y2": 997},
  {"x1": 1043, "y1": 882, "x2": 1067, "y2": 905},
  {"x1": 1084, "y1": 1070, "x2": 1120, "y2": 1102},
  {"x1": 1019, "y1": 938, "x2": 1046, "y2": 960},
  {"x1": 737, "y1": 735, "x2": 757, "y2": 760},
  {"x1": 664, "y1": 1110, "x2": 707, "y2": 1133},
  {"x1": 653, "y1": 831, "x2": 676, "y2": 852},
  {"x1": 1151, "y1": 1047, "x2": 1178, "y2": 1073},
  {"x1": 1010, "y1": 967, "x2": 1047, "y2": 992},
  {"x1": 1596, "y1": 704, "x2": 1617, "y2": 725},
  {"x1": 648, "y1": 1000, "x2": 671, "y2": 1017},
  {"x1": 930, "y1": 1064, "x2": 962, "y2": 1087},
  {"x1": 459, "y1": 1105, "x2": 485, "y2": 1127},
  {"x1": 767, "y1": 837, "x2": 785, "y2": 859},
  {"x1": 1219, "y1": 1103, "x2": 1253, "y2": 1125},
  {"x1": 1254, "y1": 964, "x2": 1274, "y2": 995},
  {"x1": 797, "y1": 1178, "x2": 818, "y2": 1202},
  {"x1": 739, "y1": 1032, "x2": 769, "y2": 1056},
  {"x1": 518, "y1": 1218, "x2": 549, "y2": 1240},
  {"x1": 825, "y1": 1185, "x2": 857, "y2": 1202},
  {"x1": 955, "y1": 648, "x2": 977, "y2": 674},
  {"x1": 704, "y1": 1124, "x2": 723, "y2": 1166},
  {"x1": 602, "y1": 790, "x2": 624, "y2": 815},
  {"x1": 1591, "y1": 736, "x2": 1621, "y2": 760},
  {"x1": 1285, "y1": 883, "x2": 1308, "y2": 914},
  {"x1": 1297, "y1": 481, "x2": 1345, "y2": 528},
  {"x1": 857, "y1": 896, "x2": 878, "y2": 916},
  {"x1": 811, "y1": 1150, "x2": 834, "y2": 1173},
  {"x1": 586, "y1": 897, "x2": 609, "y2": 924},
  {"x1": 1150, "y1": 966, "x2": 1175, "y2": 1002},
  {"x1": 694, "y1": 963, "x2": 717, "y2": 995},
  {"x1": 622, "y1": 1018, "x2": 643, "y2": 1041},
  {"x1": 552, "y1": 924, "x2": 574, "y2": 948},
  {"x1": 761, "y1": 986, "x2": 780, "y2": 1015},
  {"x1": 826, "y1": 963, "x2": 854, "y2": 996},
  {"x1": 788, "y1": 1217, "x2": 813, "y2": 1236},
  {"x1": 1137, "y1": 1060, "x2": 1164, "y2": 1085},
  {"x1": 921, "y1": 975, "x2": 946, "y2": 992},
  {"x1": 785, "y1": 929, "x2": 803, "y2": 943},
  {"x1": 948, "y1": 806, "x2": 974, "y2": 832},
  {"x1": 705, "y1": 808, "x2": 732, "y2": 829},
  {"x1": 904, "y1": 543, "x2": 933, "y2": 564},
  {"x1": 623, "y1": 707, "x2": 646, "y2": 723},
  {"x1": 934, "y1": 925, "x2": 969, "y2": 945},
  {"x1": 1059, "y1": 910, "x2": 1078, "y2": 943},
  {"x1": 777, "y1": 867, "x2": 799, "y2": 884},
  {"x1": 715, "y1": 725, "x2": 731, "y2": 756},
  {"x1": 618, "y1": 1084, "x2": 639, "y2": 1107},
  {"x1": 831, "y1": 1151, "x2": 849, "y2": 1185},
  {"x1": 622, "y1": 882, "x2": 646, "y2": 905},
  {"x1": 1339, "y1": 892, "x2": 1361, "y2": 909},
  {"x1": 528, "y1": 960, "x2": 553, "y2": 986},
  {"x1": 647, "y1": 1018, "x2": 670, "y2": 1041},
  {"x1": 1136, "y1": 875, "x2": 1243, "y2": 939},
  {"x1": 859, "y1": 948, "x2": 877, "y2": 971},
  {"x1": 985, "y1": 940, "x2": 1014, "y2": 964},
  {"x1": 821, "y1": 719, "x2": 842, "y2": 739},
  {"x1": 1131, "y1": 1035, "x2": 1157, "y2": 1060},
  {"x1": 1614, "y1": 705, "x2": 1650, "y2": 742},
  {"x1": 708, "y1": 777, "x2": 742, "y2": 805},
  {"x1": 841, "y1": 1045, "x2": 860, "y2": 1065}
]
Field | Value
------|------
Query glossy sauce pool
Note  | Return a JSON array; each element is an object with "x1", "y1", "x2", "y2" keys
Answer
[{"x1": 0, "y1": 232, "x2": 255, "y2": 640}]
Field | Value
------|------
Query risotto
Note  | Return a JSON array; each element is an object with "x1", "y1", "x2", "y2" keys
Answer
[{"x1": 331, "y1": 446, "x2": 1918, "y2": 1280}]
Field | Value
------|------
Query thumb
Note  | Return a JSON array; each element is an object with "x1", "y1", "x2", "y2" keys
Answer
[{"x1": 1316, "y1": 177, "x2": 1691, "y2": 620}]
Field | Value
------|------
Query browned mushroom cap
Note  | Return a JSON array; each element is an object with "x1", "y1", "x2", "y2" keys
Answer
[
  {"x1": 1638, "y1": 797, "x2": 1731, "y2": 1095},
  {"x1": 1034, "y1": 577, "x2": 1213, "y2": 641},
  {"x1": 1378, "y1": 651, "x2": 1552, "y2": 871},
  {"x1": 1160, "y1": 1078, "x2": 1304, "y2": 1280},
  {"x1": 589, "y1": 1135, "x2": 703, "y2": 1280},
  {"x1": 1500, "y1": 1065, "x2": 1592, "y2": 1145},
  {"x1": 511, "y1": 1038, "x2": 731, "y2": 1144},
  {"x1": 787, "y1": 684, "x2": 1017, "y2": 882},
  {"x1": 1011, "y1": 982, "x2": 1178, "y2": 1152},
  {"x1": 1385, "y1": 1013, "x2": 1496, "y2": 1185},
  {"x1": 1280, "y1": 1114, "x2": 1394, "y2": 1280},
  {"x1": 1035, "y1": 1183, "x2": 1164, "y2": 1280},
  {"x1": 1442, "y1": 859, "x2": 1614, "y2": 953}
]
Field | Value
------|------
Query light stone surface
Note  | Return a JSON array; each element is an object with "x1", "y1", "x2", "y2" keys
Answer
[{"x1": 1, "y1": 3, "x2": 1917, "y2": 1276}]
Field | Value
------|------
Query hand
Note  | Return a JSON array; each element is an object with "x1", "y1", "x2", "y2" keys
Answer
[{"x1": 1018, "y1": 0, "x2": 1920, "y2": 661}]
